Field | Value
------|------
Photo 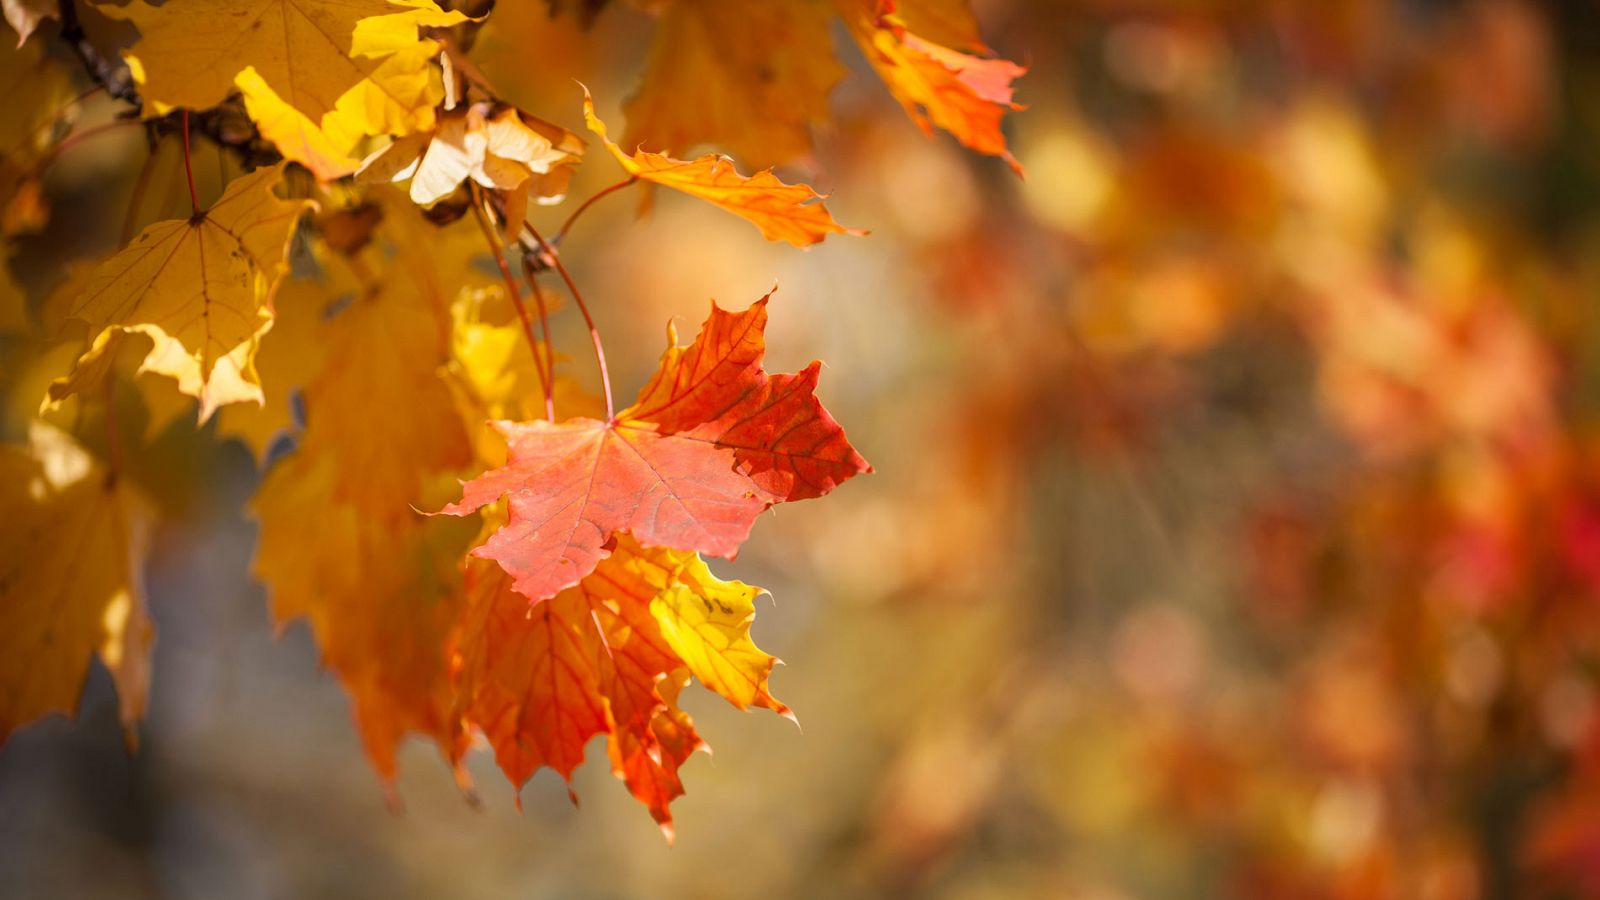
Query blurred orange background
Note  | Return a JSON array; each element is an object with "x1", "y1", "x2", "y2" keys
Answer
[{"x1": 7, "y1": 1, "x2": 1600, "y2": 898}]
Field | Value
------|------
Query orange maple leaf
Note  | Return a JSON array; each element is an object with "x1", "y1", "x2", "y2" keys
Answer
[
  {"x1": 585, "y1": 90, "x2": 862, "y2": 247},
  {"x1": 442, "y1": 290, "x2": 870, "y2": 603},
  {"x1": 452, "y1": 530, "x2": 785, "y2": 837},
  {"x1": 842, "y1": 0, "x2": 1026, "y2": 175}
]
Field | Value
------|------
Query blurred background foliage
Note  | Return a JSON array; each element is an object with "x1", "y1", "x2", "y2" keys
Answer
[{"x1": 7, "y1": 0, "x2": 1600, "y2": 898}]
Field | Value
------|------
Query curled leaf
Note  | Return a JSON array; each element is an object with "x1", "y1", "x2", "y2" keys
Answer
[
  {"x1": 358, "y1": 101, "x2": 584, "y2": 208},
  {"x1": 585, "y1": 89, "x2": 861, "y2": 247}
]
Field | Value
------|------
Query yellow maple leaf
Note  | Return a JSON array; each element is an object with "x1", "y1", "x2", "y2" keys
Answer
[
  {"x1": 446, "y1": 283, "x2": 597, "y2": 460},
  {"x1": 56, "y1": 165, "x2": 310, "y2": 421},
  {"x1": 238, "y1": 40, "x2": 452, "y2": 180},
  {"x1": 111, "y1": 0, "x2": 470, "y2": 180},
  {"x1": 32, "y1": 266, "x2": 203, "y2": 443},
  {"x1": 622, "y1": 0, "x2": 843, "y2": 170},
  {"x1": 214, "y1": 275, "x2": 331, "y2": 462},
  {"x1": 108, "y1": 0, "x2": 462, "y2": 122},
  {"x1": 645, "y1": 549, "x2": 790, "y2": 716},
  {"x1": 584, "y1": 89, "x2": 861, "y2": 247},
  {"x1": 0, "y1": 422, "x2": 154, "y2": 749},
  {"x1": 252, "y1": 204, "x2": 480, "y2": 785},
  {"x1": 236, "y1": 68, "x2": 370, "y2": 182}
]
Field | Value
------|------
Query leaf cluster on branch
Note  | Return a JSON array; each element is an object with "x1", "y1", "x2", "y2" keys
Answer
[{"x1": 0, "y1": 0, "x2": 1021, "y2": 834}]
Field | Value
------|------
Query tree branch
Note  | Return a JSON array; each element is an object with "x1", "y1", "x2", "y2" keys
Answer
[
  {"x1": 56, "y1": 0, "x2": 139, "y2": 105},
  {"x1": 54, "y1": 0, "x2": 284, "y2": 171}
]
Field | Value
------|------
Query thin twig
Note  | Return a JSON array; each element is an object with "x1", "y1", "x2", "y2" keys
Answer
[
  {"x1": 520, "y1": 257, "x2": 559, "y2": 422},
  {"x1": 554, "y1": 175, "x2": 636, "y2": 245},
  {"x1": 57, "y1": 0, "x2": 140, "y2": 104},
  {"x1": 56, "y1": 0, "x2": 283, "y2": 170},
  {"x1": 470, "y1": 184, "x2": 555, "y2": 420},
  {"x1": 525, "y1": 223, "x2": 613, "y2": 420},
  {"x1": 31, "y1": 118, "x2": 140, "y2": 174}
]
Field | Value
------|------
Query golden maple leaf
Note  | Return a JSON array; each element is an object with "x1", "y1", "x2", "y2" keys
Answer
[
  {"x1": 53, "y1": 165, "x2": 310, "y2": 421},
  {"x1": 110, "y1": 0, "x2": 472, "y2": 180},
  {"x1": 0, "y1": 422, "x2": 154, "y2": 750},
  {"x1": 251, "y1": 203, "x2": 483, "y2": 784}
]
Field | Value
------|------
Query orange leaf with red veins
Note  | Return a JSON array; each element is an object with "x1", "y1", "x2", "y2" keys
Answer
[
  {"x1": 584, "y1": 90, "x2": 861, "y2": 247},
  {"x1": 841, "y1": 0, "x2": 1025, "y2": 175},
  {"x1": 609, "y1": 671, "x2": 703, "y2": 841},
  {"x1": 630, "y1": 297, "x2": 869, "y2": 503},
  {"x1": 454, "y1": 531, "x2": 776, "y2": 834},
  {"x1": 442, "y1": 290, "x2": 870, "y2": 603},
  {"x1": 453, "y1": 557, "x2": 608, "y2": 789},
  {"x1": 444, "y1": 416, "x2": 763, "y2": 603}
]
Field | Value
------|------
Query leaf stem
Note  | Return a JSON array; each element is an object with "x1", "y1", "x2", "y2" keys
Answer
[
  {"x1": 520, "y1": 258, "x2": 559, "y2": 422},
  {"x1": 180, "y1": 108, "x2": 199, "y2": 216},
  {"x1": 57, "y1": 0, "x2": 140, "y2": 105},
  {"x1": 554, "y1": 175, "x2": 637, "y2": 245},
  {"x1": 120, "y1": 139, "x2": 159, "y2": 245},
  {"x1": 470, "y1": 183, "x2": 555, "y2": 421},
  {"x1": 526, "y1": 223, "x2": 614, "y2": 421},
  {"x1": 53, "y1": 118, "x2": 138, "y2": 157}
]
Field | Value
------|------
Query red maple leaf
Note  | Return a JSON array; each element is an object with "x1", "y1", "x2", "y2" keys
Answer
[{"x1": 442, "y1": 291, "x2": 871, "y2": 602}]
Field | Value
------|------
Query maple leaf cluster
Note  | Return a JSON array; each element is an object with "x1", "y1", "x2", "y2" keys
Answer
[{"x1": 0, "y1": 0, "x2": 1021, "y2": 832}]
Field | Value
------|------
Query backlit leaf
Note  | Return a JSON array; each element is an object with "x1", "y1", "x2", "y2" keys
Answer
[
  {"x1": 442, "y1": 290, "x2": 870, "y2": 603},
  {"x1": 0, "y1": 423, "x2": 153, "y2": 750},
  {"x1": 585, "y1": 90, "x2": 860, "y2": 247},
  {"x1": 56, "y1": 166, "x2": 309, "y2": 421}
]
